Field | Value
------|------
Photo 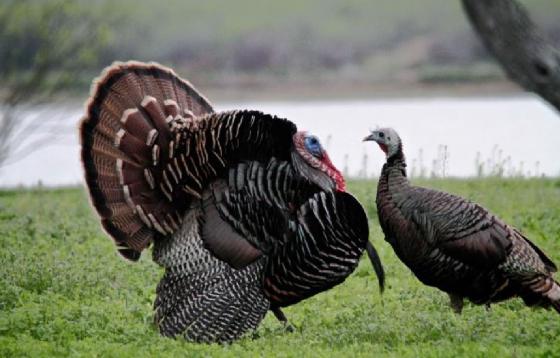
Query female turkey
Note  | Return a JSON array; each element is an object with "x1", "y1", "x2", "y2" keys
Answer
[
  {"x1": 80, "y1": 61, "x2": 384, "y2": 343},
  {"x1": 364, "y1": 127, "x2": 559, "y2": 314}
]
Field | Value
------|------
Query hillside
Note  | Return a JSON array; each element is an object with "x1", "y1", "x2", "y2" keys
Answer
[
  {"x1": 4, "y1": 0, "x2": 560, "y2": 98},
  {"x1": 96, "y1": 0, "x2": 560, "y2": 88}
]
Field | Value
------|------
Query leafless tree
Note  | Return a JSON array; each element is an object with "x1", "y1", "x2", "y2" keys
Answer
[
  {"x1": 462, "y1": 0, "x2": 560, "y2": 113},
  {"x1": 0, "y1": 0, "x2": 119, "y2": 168}
]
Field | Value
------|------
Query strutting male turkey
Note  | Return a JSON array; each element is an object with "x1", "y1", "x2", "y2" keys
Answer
[
  {"x1": 364, "y1": 127, "x2": 560, "y2": 314},
  {"x1": 80, "y1": 61, "x2": 385, "y2": 343}
]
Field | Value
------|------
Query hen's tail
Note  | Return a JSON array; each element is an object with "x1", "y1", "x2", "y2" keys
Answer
[
  {"x1": 501, "y1": 231, "x2": 560, "y2": 314},
  {"x1": 152, "y1": 209, "x2": 270, "y2": 342},
  {"x1": 519, "y1": 276, "x2": 560, "y2": 314},
  {"x1": 543, "y1": 279, "x2": 560, "y2": 314}
]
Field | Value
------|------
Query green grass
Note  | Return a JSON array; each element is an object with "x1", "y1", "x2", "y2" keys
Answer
[{"x1": 1, "y1": 178, "x2": 560, "y2": 357}]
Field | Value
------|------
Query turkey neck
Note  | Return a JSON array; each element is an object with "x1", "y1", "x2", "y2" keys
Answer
[
  {"x1": 377, "y1": 146, "x2": 432, "y2": 269},
  {"x1": 379, "y1": 146, "x2": 409, "y2": 194},
  {"x1": 376, "y1": 146, "x2": 415, "y2": 255}
]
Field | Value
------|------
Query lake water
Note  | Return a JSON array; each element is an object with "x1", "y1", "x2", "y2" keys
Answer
[{"x1": 1, "y1": 96, "x2": 559, "y2": 187}]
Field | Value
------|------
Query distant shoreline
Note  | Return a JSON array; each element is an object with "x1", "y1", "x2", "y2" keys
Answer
[
  {"x1": 39, "y1": 80, "x2": 525, "y2": 105},
  {"x1": 182, "y1": 80, "x2": 523, "y2": 103}
]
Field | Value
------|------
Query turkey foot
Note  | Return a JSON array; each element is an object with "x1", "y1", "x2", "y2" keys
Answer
[
  {"x1": 272, "y1": 307, "x2": 295, "y2": 333},
  {"x1": 448, "y1": 294, "x2": 464, "y2": 314}
]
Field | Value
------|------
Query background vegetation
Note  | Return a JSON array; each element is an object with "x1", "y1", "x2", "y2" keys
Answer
[
  {"x1": 0, "y1": 0, "x2": 119, "y2": 168},
  {"x1": 1, "y1": 179, "x2": 559, "y2": 357},
  {"x1": 2, "y1": 0, "x2": 560, "y2": 94}
]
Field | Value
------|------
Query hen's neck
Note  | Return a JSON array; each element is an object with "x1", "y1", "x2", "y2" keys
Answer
[{"x1": 380, "y1": 148, "x2": 409, "y2": 193}]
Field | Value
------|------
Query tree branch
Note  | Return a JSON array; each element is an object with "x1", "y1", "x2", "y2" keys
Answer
[
  {"x1": 462, "y1": 0, "x2": 560, "y2": 112},
  {"x1": 0, "y1": 0, "x2": 121, "y2": 169}
]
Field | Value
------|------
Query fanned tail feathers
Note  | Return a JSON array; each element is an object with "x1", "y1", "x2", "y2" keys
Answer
[
  {"x1": 80, "y1": 61, "x2": 296, "y2": 261},
  {"x1": 80, "y1": 61, "x2": 214, "y2": 260}
]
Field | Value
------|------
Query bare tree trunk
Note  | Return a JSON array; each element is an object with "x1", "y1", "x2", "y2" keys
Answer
[{"x1": 462, "y1": 0, "x2": 560, "y2": 113}]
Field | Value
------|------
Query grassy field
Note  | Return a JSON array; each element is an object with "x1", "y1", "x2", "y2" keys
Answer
[{"x1": 1, "y1": 178, "x2": 559, "y2": 357}]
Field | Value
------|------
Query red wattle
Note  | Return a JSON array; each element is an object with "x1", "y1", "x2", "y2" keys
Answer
[
  {"x1": 322, "y1": 154, "x2": 346, "y2": 192},
  {"x1": 378, "y1": 143, "x2": 388, "y2": 153}
]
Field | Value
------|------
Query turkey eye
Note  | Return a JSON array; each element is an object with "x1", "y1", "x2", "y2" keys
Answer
[
  {"x1": 304, "y1": 136, "x2": 322, "y2": 158},
  {"x1": 378, "y1": 132, "x2": 385, "y2": 138}
]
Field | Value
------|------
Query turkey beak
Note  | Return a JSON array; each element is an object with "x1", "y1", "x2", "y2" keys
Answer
[{"x1": 363, "y1": 133, "x2": 376, "y2": 142}]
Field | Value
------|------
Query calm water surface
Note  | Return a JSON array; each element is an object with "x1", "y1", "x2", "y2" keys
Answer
[{"x1": 1, "y1": 96, "x2": 559, "y2": 187}]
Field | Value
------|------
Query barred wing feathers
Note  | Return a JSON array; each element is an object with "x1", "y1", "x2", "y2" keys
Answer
[{"x1": 264, "y1": 191, "x2": 378, "y2": 307}]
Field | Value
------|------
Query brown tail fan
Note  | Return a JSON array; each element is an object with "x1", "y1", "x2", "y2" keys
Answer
[{"x1": 80, "y1": 61, "x2": 214, "y2": 260}]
